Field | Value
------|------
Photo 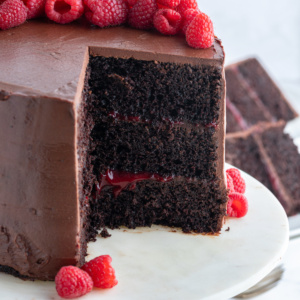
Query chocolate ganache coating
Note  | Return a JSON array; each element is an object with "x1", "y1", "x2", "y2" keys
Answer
[{"x1": 0, "y1": 20, "x2": 226, "y2": 280}]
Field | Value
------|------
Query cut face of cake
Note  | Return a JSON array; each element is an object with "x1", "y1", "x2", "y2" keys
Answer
[
  {"x1": 0, "y1": 21, "x2": 227, "y2": 280},
  {"x1": 226, "y1": 58, "x2": 298, "y2": 133},
  {"x1": 82, "y1": 52, "x2": 227, "y2": 238},
  {"x1": 226, "y1": 121, "x2": 300, "y2": 216}
]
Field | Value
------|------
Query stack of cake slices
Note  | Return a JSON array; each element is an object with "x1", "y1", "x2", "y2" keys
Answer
[{"x1": 225, "y1": 58, "x2": 300, "y2": 216}]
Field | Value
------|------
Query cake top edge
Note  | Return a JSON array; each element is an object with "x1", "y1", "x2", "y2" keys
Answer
[{"x1": 0, "y1": 20, "x2": 224, "y2": 101}]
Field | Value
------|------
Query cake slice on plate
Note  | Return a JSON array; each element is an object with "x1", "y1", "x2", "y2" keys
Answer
[
  {"x1": 225, "y1": 58, "x2": 298, "y2": 133},
  {"x1": 226, "y1": 121, "x2": 300, "y2": 216}
]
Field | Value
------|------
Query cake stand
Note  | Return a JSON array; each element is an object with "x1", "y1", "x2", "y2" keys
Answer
[{"x1": 0, "y1": 164, "x2": 289, "y2": 300}]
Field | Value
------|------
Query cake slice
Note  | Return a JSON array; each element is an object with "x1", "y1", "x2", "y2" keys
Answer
[
  {"x1": 226, "y1": 121, "x2": 300, "y2": 215},
  {"x1": 226, "y1": 58, "x2": 298, "y2": 133},
  {"x1": 0, "y1": 22, "x2": 227, "y2": 280}
]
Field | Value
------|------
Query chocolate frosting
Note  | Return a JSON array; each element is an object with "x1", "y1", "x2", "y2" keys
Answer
[
  {"x1": 0, "y1": 20, "x2": 225, "y2": 280},
  {"x1": 0, "y1": 20, "x2": 224, "y2": 101},
  {"x1": 0, "y1": 93, "x2": 80, "y2": 280}
]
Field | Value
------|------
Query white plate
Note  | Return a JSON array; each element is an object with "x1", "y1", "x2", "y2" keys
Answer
[{"x1": 0, "y1": 164, "x2": 289, "y2": 300}]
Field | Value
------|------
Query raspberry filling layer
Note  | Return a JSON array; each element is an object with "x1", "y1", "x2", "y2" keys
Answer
[
  {"x1": 108, "y1": 111, "x2": 143, "y2": 122},
  {"x1": 96, "y1": 169, "x2": 174, "y2": 197},
  {"x1": 109, "y1": 111, "x2": 185, "y2": 126},
  {"x1": 109, "y1": 111, "x2": 219, "y2": 128},
  {"x1": 226, "y1": 96, "x2": 248, "y2": 130}
]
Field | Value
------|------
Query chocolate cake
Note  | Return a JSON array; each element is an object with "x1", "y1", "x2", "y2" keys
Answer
[
  {"x1": 226, "y1": 121, "x2": 300, "y2": 216},
  {"x1": 0, "y1": 20, "x2": 227, "y2": 280},
  {"x1": 225, "y1": 57, "x2": 300, "y2": 215},
  {"x1": 225, "y1": 58, "x2": 298, "y2": 133}
]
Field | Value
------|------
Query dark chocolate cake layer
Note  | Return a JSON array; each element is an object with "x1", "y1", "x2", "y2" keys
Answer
[
  {"x1": 91, "y1": 118, "x2": 218, "y2": 179},
  {"x1": 225, "y1": 58, "x2": 298, "y2": 133},
  {"x1": 0, "y1": 21, "x2": 226, "y2": 280},
  {"x1": 226, "y1": 121, "x2": 300, "y2": 215},
  {"x1": 89, "y1": 56, "x2": 223, "y2": 125},
  {"x1": 89, "y1": 179, "x2": 227, "y2": 236}
]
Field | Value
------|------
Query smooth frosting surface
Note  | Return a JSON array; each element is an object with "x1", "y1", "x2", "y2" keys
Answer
[{"x1": 0, "y1": 94, "x2": 79, "y2": 280}]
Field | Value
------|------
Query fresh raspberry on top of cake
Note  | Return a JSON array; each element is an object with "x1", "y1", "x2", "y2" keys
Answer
[
  {"x1": 185, "y1": 12, "x2": 214, "y2": 49},
  {"x1": 0, "y1": 0, "x2": 27, "y2": 30},
  {"x1": 128, "y1": 0, "x2": 157, "y2": 29},
  {"x1": 55, "y1": 266, "x2": 93, "y2": 299},
  {"x1": 181, "y1": 8, "x2": 199, "y2": 34},
  {"x1": 153, "y1": 8, "x2": 182, "y2": 35},
  {"x1": 156, "y1": 0, "x2": 180, "y2": 8},
  {"x1": 126, "y1": 0, "x2": 137, "y2": 7},
  {"x1": 45, "y1": 0, "x2": 84, "y2": 24},
  {"x1": 22, "y1": 0, "x2": 46, "y2": 19},
  {"x1": 82, "y1": 255, "x2": 118, "y2": 289},
  {"x1": 176, "y1": 0, "x2": 198, "y2": 15},
  {"x1": 84, "y1": 0, "x2": 128, "y2": 28}
]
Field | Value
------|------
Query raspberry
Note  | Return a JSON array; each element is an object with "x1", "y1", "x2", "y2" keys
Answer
[
  {"x1": 153, "y1": 9, "x2": 181, "y2": 35},
  {"x1": 156, "y1": 0, "x2": 180, "y2": 8},
  {"x1": 157, "y1": 3, "x2": 168, "y2": 9},
  {"x1": 126, "y1": 0, "x2": 137, "y2": 7},
  {"x1": 45, "y1": 0, "x2": 84, "y2": 24},
  {"x1": 128, "y1": 0, "x2": 157, "y2": 29},
  {"x1": 227, "y1": 192, "x2": 248, "y2": 218},
  {"x1": 85, "y1": 0, "x2": 128, "y2": 28},
  {"x1": 226, "y1": 168, "x2": 246, "y2": 194},
  {"x1": 226, "y1": 172, "x2": 235, "y2": 194},
  {"x1": 177, "y1": 0, "x2": 197, "y2": 15},
  {"x1": 185, "y1": 12, "x2": 214, "y2": 49},
  {"x1": 55, "y1": 266, "x2": 93, "y2": 299},
  {"x1": 22, "y1": 0, "x2": 46, "y2": 19},
  {"x1": 181, "y1": 8, "x2": 199, "y2": 34},
  {"x1": 81, "y1": 255, "x2": 118, "y2": 289},
  {"x1": 0, "y1": 0, "x2": 27, "y2": 30}
]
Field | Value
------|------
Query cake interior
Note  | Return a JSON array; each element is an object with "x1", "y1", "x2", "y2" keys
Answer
[{"x1": 78, "y1": 51, "x2": 227, "y2": 257}]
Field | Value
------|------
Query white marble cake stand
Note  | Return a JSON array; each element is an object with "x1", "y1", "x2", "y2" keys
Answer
[{"x1": 0, "y1": 164, "x2": 289, "y2": 300}]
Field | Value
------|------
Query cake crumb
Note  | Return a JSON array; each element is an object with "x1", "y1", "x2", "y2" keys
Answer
[
  {"x1": 100, "y1": 228, "x2": 111, "y2": 238},
  {"x1": 225, "y1": 227, "x2": 230, "y2": 232}
]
